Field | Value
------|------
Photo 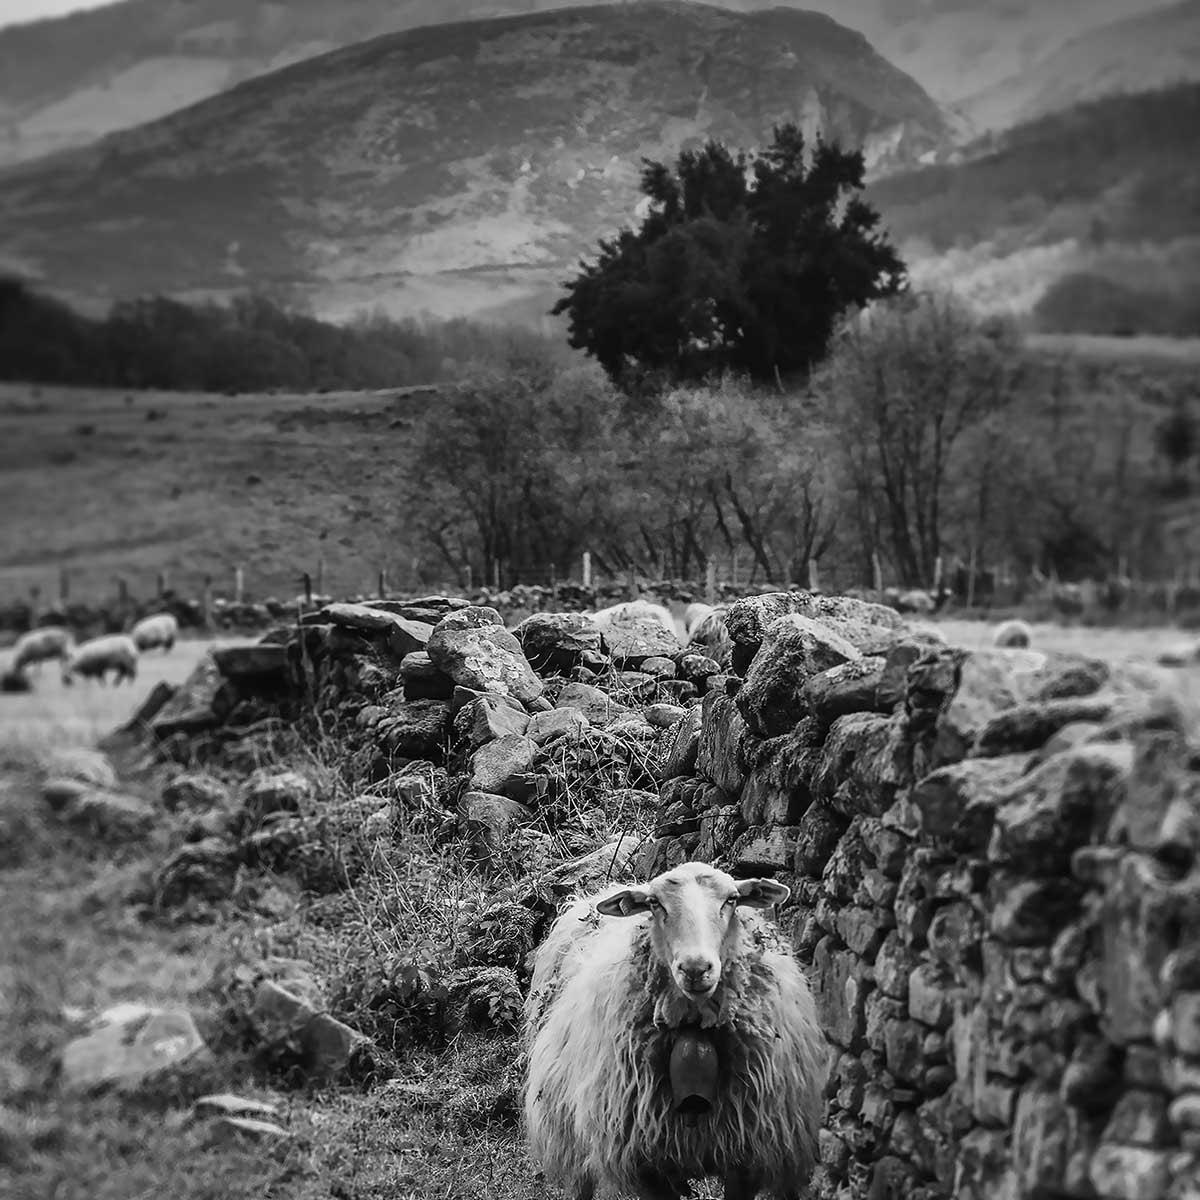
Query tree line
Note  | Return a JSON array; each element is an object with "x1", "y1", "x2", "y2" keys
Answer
[{"x1": 0, "y1": 279, "x2": 560, "y2": 392}]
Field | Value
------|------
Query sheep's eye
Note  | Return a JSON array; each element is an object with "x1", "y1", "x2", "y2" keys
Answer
[
  {"x1": 647, "y1": 897, "x2": 665, "y2": 913},
  {"x1": 722, "y1": 896, "x2": 738, "y2": 909}
]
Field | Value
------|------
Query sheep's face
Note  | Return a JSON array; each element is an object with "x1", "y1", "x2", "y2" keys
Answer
[{"x1": 595, "y1": 863, "x2": 789, "y2": 1000}]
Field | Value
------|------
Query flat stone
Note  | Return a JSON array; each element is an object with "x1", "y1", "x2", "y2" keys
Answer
[
  {"x1": 461, "y1": 791, "x2": 531, "y2": 856},
  {"x1": 644, "y1": 703, "x2": 687, "y2": 729},
  {"x1": 801, "y1": 656, "x2": 888, "y2": 733},
  {"x1": 599, "y1": 616, "x2": 680, "y2": 667},
  {"x1": 452, "y1": 694, "x2": 530, "y2": 751},
  {"x1": 241, "y1": 769, "x2": 312, "y2": 822},
  {"x1": 61, "y1": 1006, "x2": 211, "y2": 1094},
  {"x1": 212, "y1": 644, "x2": 289, "y2": 679},
  {"x1": 973, "y1": 696, "x2": 1117, "y2": 757},
  {"x1": 469, "y1": 735, "x2": 538, "y2": 798},
  {"x1": 554, "y1": 681, "x2": 631, "y2": 727},
  {"x1": 526, "y1": 706, "x2": 589, "y2": 745},
  {"x1": 729, "y1": 825, "x2": 798, "y2": 873}
]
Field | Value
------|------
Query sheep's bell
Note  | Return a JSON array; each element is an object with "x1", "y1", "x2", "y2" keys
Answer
[{"x1": 669, "y1": 1029, "x2": 719, "y2": 1126}]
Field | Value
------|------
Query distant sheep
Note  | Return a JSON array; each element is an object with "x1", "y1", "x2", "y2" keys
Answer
[
  {"x1": 62, "y1": 635, "x2": 139, "y2": 686},
  {"x1": 589, "y1": 599, "x2": 678, "y2": 640},
  {"x1": 685, "y1": 603, "x2": 731, "y2": 667},
  {"x1": 524, "y1": 861, "x2": 827, "y2": 1200},
  {"x1": 130, "y1": 612, "x2": 178, "y2": 653},
  {"x1": 11, "y1": 626, "x2": 74, "y2": 674},
  {"x1": 683, "y1": 602, "x2": 716, "y2": 637},
  {"x1": 992, "y1": 618, "x2": 1033, "y2": 649}
]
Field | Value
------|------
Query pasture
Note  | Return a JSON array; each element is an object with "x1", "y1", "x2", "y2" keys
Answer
[{"x1": 0, "y1": 612, "x2": 1195, "y2": 1200}]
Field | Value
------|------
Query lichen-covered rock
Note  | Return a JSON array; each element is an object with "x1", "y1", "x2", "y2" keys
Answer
[
  {"x1": 728, "y1": 825, "x2": 798, "y2": 872},
  {"x1": 696, "y1": 692, "x2": 751, "y2": 797},
  {"x1": 740, "y1": 732, "x2": 821, "y2": 826},
  {"x1": 812, "y1": 936, "x2": 868, "y2": 1049},
  {"x1": 737, "y1": 614, "x2": 862, "y2": 737},
  {"x1": 877, "y1": 633, "x2": 953, "y2": 711},
  {"x1": 452, "y1": 694, "x2": 530, "y2": 752},
  {"x1": 801, "y1": 656, "x2": 888, "y2": 733},
  {"x1": 426, "y1": 606, "x2": 543, "y2": 705},
  {"x1": 677, "y1": 652, "x2": 722, "y2": 686},
  {"x1": 513, "y1": 612, "x2": 604, "y2": 675},
  {"x1": 813, "y1": 713, "x2": 912, "y2": 819},
  {"x1": 991, "y1": 743, "x2": 1134, "y2": 873}
]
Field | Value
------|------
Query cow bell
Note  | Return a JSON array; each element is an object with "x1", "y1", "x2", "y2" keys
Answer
[{"x1": 669, "y1": 1029, "x2": 719, "y2": 1126}]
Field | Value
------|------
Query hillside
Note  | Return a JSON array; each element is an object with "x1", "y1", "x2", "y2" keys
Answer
[
  {"x1": 0, "y1": 2, "x2": 948, "y2": 323},
  {"x1": 960, "y1": 0, "x2": 1200, "y2": 134},
  {"x1": 867, "y1": 83, "x2": 1200, "y2": 324},
  {"x1": 0, "y1": 0, "x2": 1170, "y2": 169}
]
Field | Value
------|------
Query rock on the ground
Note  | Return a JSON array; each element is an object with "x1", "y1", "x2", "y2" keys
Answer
[
  {"x1": 162, "y1": 771, "x2": 232, "y2": 813},
  {"x1": 427, "y1": 607, "x2": 543, "y2": 705},
  {"x1": 378, "y1": 698, "x2": 452, "y2": 760},
  {"x1": 62, "y1": 790, "x2": 156, "y2": 840},
  {"x1": 453, "y1": 694, "x2": 530, "y2": 752},
  {"x1": 241, "y1": 769, "x2": 313, "y2": 822},
  {"x1": 60, "y1": 1005, "x2": 212, "y2": 1095},
  {"x1": 155, "y1": 837, "x2": 243, "y2": 906},
  {"x1": 555, "y1": 681, "x2": 632, "y2": 727},
  {"x1": 527, "y1": 707, "x2": 590, "y2": 745},
  {"x1": 461, "y1": 791, "x2": 532, "y2": 857},
  {"x1": 513, "y1": 612, "x2": 605, "y2": 675},
  {"x1": 600, "y1": 616, "x2": 681, "y2": 667},
  {"x1": 469, "y1": 734, "x2": 539, "y2": 798},
  {"x1": 645, "y1": 703, "x2": 687, "y2": 729}
]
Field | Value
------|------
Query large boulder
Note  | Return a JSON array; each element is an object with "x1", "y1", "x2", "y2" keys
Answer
[
  {"x1": 426, "y1": 607, "x2": 543, "y2": 706},
  {"x1": 737, "y1": 614, "x2": 861, "y2": 737}
]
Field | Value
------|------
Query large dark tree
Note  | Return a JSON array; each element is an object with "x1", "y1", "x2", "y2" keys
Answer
[{"x1": 553, "y1": 124, "x2": 906, "y2": 389}]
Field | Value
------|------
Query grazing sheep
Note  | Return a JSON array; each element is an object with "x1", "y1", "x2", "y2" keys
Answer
[
  {"x1": 62, "y1": 635, "x2": 139, "y2": 686},
  {"x1": 10, "y1": 626, "x2": 74, "y2": 674},
  {"x1": 589, "y1": 599, "x2": 678, "y2": 640},
  {"x1": 683, "y1": 602, "x2": 716, "y2": 638},
  {"x1": 130, "y1": 612, "x2": 178, "y2": 653},
  {"x1": 992, "y1": 618, "x2": 1033, "y2": 649},
  {"x1": 685, "y1": 604, "x2": 731, "y2": 668},
  {"x1": 524, "y1": 861, "x2": 827, "y2": 1200}
]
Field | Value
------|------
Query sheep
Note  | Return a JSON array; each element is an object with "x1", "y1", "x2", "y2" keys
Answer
[
  {"x1": 62, "y1": 634, "x2": 139, "y2": 686},
  {"x1": 589, "y1": 599, "x2": 679, "y2": 640},
  {"x1": 685, "y1": 604, "x2": 731, "y2": 668},
  {"x1": 130, "y1": 612, "x2": 178, "y2": 653},
  {"x1": 523, "y1": 861, "x2": 827, "y2": 1200},
  {"x1": 683, "y1": 602, "x2": 716, "y2": 637},
  {"x1": 10, "y1": 626, "x2": 74, "y2": 674},
  {"x1": 991, "y1": 618, "x2": 1033, "y2": 649}
]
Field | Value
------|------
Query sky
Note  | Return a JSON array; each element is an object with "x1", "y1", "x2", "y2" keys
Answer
[{"x1": 1, "y1": 0, "x2": 115, "y2": 29}]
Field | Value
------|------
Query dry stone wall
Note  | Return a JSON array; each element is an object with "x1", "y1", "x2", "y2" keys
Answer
[
  {"x1": 111, "y1": 587, "x2": 1200, "y2": 1199},
  {"x1": 640, "y1": 592, "x2": 1200, "y2": 1200}
]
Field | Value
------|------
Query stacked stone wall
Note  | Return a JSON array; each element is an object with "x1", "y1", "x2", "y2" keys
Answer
[{"x1": 638, "y1": 593, "x2": 1199, "y2": 1199}]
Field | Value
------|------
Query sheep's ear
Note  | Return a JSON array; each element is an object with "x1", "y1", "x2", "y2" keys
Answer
[
  {"x1": 735, "y1": 878, "x2": 791, "y2": 908},
  {"x1": 595, "y1": 888, "x2": 653, "y2": 917}
]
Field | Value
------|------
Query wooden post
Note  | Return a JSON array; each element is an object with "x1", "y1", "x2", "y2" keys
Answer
[
  {"x1": 29, "y1": 585, "x2": 41, "y2": 626},
  {"x1": 117, "y1": 576, "x2": 129, "y2": 607},
  {"x1": 202, "y1": 575, "x2": 213, "y2": 630},
  {"x1": 234, "y1": 566, "x2": 244, "y2": 603},
  {"x1": 316, "y1": 557, "x2": 325, "y2": 598},
  {"x1": 871, "y1": 552, "x2": 883, "y2": 595},
  {"x1": 378, "y1": 568, "x2": 388, "y2": 599},
  {"x1": 808, "y1": 558, "x2": 820, "y2": 593},
  {"x1": 58, "y1": 566, "x2": 69, "y2": 606},
  {"x1": 492, "y1": 558, "x2": 501, "y2": 590},
  {"x1": 582, "y1": 551, "x2": 592, "y2": 589},
  {"x1": 303, "y1": 571, "x2": 313, "y2": 605},
  {"x1": 705, "y1": 561, "x2": 717, "y2": 605},
  {"x1": 156, "y1": 570, "x2": 167, "y2": 599},
  {"x1": 731, "y1": 549, "x2": 740, "y2": 588},
  {"x1": 464, "y1": 563, "x2": 473, "y2": 594},
  {"x1": 933, "y1": 555, "x2": 943, "y2": 595},
  {"x1": 657, "y1": 550, "x2": 666, "y2": 581},
  {"x1": 625, "y1": 569, "x2": 637, "y2": 601},
  {"x1": 966, "y1": 547, "x2": 978, "y2": 609}
]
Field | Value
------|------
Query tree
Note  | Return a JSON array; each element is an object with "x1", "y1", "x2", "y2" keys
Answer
[
  {"x1": 820, "y1": 293, "x2": 1022, "y2": 588},
  {"x1": 553, "y1": 124, "x2": 906, "y2": 390}
]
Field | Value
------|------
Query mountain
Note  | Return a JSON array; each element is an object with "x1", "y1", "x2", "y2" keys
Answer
[
  {"x1": 0, "y1": 2, "x2": 949, "y2": 323},
  {"x1": 959, "y1": 0, "x2": 1200, "y2": 134},
  {"x1": 866, "y1": 83, "x2": 1200, "y2": 326},
  {"x1": 0, "y1": 0, "x2": 1173, "y2": 167}
]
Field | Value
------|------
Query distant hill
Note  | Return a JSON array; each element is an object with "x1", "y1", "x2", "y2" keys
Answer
[
  {"x1": 0, "y1": 0, "x2": 1171, "y2": 167},
  {"x1": 867, "y1": 83, "x2": 1200, "y2": 328},
  {"x1": 960, "y1": 0, "x2": 1200, "y2": 134},
  {"x1": 0, "y1": 2, "x2": 948, "y2": 323}
]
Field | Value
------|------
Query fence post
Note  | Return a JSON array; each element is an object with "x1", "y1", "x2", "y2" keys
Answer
[
  {"x1": 808, "y1": 559, "x2": 820, "y2": 593},
  {"x1": 933, "y1": 555, "x2": 943, "y2": 596},
  {"x1": 731, "y1": 549, "x2": 740, "y2": 588},
  {"x1": 966, "y1": 547, "x2": 978, "y2": 609},
  {"x1": 464, "y1": 563, "x2": 473, "y2": 594},
  {"x1": 582, "y1": 551, "x2": 592, "y2": 589},
  {"x1": 316, "y1": 557, "x2": 325, "y2": 598},
  {"x1": 493, "y1": 558, "x2": 501, "y2": 590},
  {"x1": 303, "y1": 572, "x2": 313, "y2": 606},
  {"x1": 58, "y1": 566, "x2": 69, "y2": 607},
  {"x1": 378, "y1": 568, "x2": 388, "y2": 599},
  {"x1": 156, "y1": 570, "x2": 167, "y2": 599},
  {"x1": 29, "y1": 585, "x2": 41, "y2": 626},
  {"x1": 234, "y1": 566, "x2": 244, "y2": 603},
  {"x1": 871, "y1": 552, "x2": 883, "y2": 594},
  {"x1": 705, "y1": 561, "x2": 717, "y2": 605},
  {"x1": 117, "y1": 576, "x2": 130, "y2": 607},
  {"x1": 202, "y1": 575, "x2": 213, "y2": 630},
  {"x1": 625, "y1": 569, "x2": 637, "y2": 601}
]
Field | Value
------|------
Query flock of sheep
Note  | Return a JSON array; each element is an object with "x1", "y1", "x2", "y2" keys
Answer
[{"x1": 4, "y1": 612, "x2": 177, "y2": 689}]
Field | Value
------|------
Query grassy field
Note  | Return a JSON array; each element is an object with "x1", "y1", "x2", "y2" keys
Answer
[
  {"x1": 1, "y1": 616, "x2": 1196, "y2": 1200},
  {"x1": 0, "y1": 382, "x2": 439, "y2": 606}
]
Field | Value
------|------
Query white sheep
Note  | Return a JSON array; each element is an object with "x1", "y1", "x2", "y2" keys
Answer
[
  {"x1": 62, "y1": 634, "x2": 139, "y2": 686},
  {"x1": 130, "y1": 612, "x2": 178, "y2": 653},
  {"x1": 683, "y1": 602, "x2": 716, "y2": 637},
  {"x1": 10, "y1": 626, "x2": 74, "y2": 674},
  {"x1": 685, "y1": 604, "x2": 731, "y2": 667},
  {"x1": 589, "y1": 599, "x2": 679, "y2": 640},
  {"x1": 523, "y1": 861, "x2": 827, "y2": 1200},
  {"x1": 991, "y1": 618, "x2": 1033, "y2": 649}
]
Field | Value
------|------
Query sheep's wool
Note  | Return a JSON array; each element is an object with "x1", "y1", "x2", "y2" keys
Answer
[{"x1": 523, "y1": 886, "x2": 826, "y2": 1197}]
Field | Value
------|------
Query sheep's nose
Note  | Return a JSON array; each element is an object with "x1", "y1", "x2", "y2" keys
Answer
[{"x1": 677, "y1": 957, "x2": 716, "y2": 990}]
